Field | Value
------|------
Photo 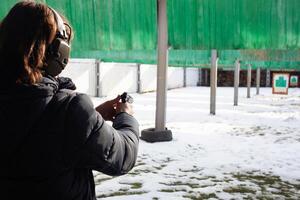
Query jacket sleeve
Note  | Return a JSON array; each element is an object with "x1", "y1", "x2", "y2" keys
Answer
[{"x1": 64, "y1": 93, "x2": 139, "y2": 176}]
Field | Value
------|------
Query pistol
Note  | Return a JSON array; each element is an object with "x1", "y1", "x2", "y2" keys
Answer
[{"x1": 120, "y1": 92, "x2": 134, "y2": 104}]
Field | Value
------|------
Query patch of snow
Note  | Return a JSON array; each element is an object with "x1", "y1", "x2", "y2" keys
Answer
[{"x1": 92, "y1": 87, "x2": 300, "y2": 199}]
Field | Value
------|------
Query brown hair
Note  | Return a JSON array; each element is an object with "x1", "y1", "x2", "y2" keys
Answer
[{"x1": 0, "y1": 0, "x2": 71, "y2": 86}]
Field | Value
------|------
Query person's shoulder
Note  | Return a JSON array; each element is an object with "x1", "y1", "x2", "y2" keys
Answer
[
  {"x1": 64, "y1": 91, "x2": 94, "y2": 114},
  {"x1": 52, "y1": 89, "x2": 92, "y2": 109},
  {"x1": 53, "y1": 88, "x2": 77, "y2": 103}
]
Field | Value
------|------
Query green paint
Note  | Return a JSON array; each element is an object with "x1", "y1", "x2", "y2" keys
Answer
[
  {"x1": 291, "y1": 77, "x2": 298, "y2": 84},
  {"x1": 1, "y1": 0, "x2": 300, "y2": 69},
  {"x1": 275, "y1": 76, "x2": 287, "y2": 88}
]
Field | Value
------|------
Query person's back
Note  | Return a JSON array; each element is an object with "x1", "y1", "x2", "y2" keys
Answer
[{"x1": 0, "y1": 2, "x2": 139, "y2": 200}]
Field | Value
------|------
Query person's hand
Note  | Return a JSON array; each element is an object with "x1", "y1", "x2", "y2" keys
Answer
[
  {"x1": 95, "y1": 95, "x2": 121, "y2": 121},
  {"x1": 116, "y1": 102, "x2": 134, "y2": 116}
]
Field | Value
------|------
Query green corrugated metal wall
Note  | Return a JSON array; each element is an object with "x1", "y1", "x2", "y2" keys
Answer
[
  {"x1": 33, "y1": 0, "x2": 157, "y2": 51},
  {"x1": 1, "y1": 0, "x2": 300, "y2": 70},
  {"x1": 168, "y1": 0, "x2": 300, "y2": 50}
]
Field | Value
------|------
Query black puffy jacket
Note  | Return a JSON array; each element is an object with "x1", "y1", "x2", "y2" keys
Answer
[{"x1": 0, "y1": 76, "x2": 139, "y2": 200}]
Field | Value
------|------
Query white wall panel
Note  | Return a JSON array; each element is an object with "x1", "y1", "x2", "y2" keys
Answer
[
  {"x1": 168, "y1": 67, "x2": 184, "y2": 89},
  {"x1": 140, "y1": 64, "x2": 157, "y2": 93},
  {"x1": 62, "y1": 61, "x2": 194, "y2": 97},
  {"x1": 186, "y1": 68, "x2": 199, "y2": 86},
  {"x1": 61, "y1": 59, "x2": 96, "y2": 96},
  {"x1": 99, "y1": 63, "x2": 137, "y2": 97}
]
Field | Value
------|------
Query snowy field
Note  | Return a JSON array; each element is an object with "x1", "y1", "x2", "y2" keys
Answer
[{"x1": 91, "y1": 87, "x2": 300, "y2": 200}]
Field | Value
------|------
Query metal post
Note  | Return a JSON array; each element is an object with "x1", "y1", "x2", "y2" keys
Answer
[
  {"x1": 210, "y1": 50, "x2": 218, "y2": 115},
  {"x1": 183, "y1": 67, "x2": 187, "y2": 87},
  {"x1": 247, "y1": 64, "x2": 251, "y2": 98},
  {"x1": 266, "y1": 69, "x2": 271, "y2": 87},
  {"x1": 95, "y1": 59, "x2": 101, "y2": 97},
  {"x1": 234, "y1": 60, "x2": 240, "y2": 106},
  {"x1": 155, "y1": 0, "x2": 168, "y2": 131},
  {"x1": 204, "y1": 69, "x2": 208, "y2": 85},
  {"x1": 256, "y1": 67, "x2": 261, "y2": 95},
  {"x1": 197, "y1": 68, "x2": 202, "y2": 86},
  {"x1": 137, "y1": 63, "x2": 141, "y2": 93}
]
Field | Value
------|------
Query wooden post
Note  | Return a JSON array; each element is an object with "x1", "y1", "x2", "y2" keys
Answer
[
  {"x1": 155, "y1": 0, "x2": 168, "y2": 131},
  {"x1": 141, "y1": 0, "x2": 172, "y2": 143},
  {"x1": 210, "y1": 50, "x2": 218, "y2": 115},
  {"x1": 234, "y1": 60, "x2": 240, "y2": 106},
  {"x1": 247, "y1": 64, "x2": 251, "y2": 98},
  {"x1": 256, "y1": 67, "x2": 260, "y2": 95}
]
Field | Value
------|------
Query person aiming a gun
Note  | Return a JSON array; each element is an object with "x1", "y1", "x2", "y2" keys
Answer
[{"x1": 0, "y1": 1, "x2": 139, "y2": 200}]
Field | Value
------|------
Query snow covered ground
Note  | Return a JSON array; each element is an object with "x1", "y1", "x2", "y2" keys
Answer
[{"x1": 91, "y1": 87, "x2": 300, "y2": 200}]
